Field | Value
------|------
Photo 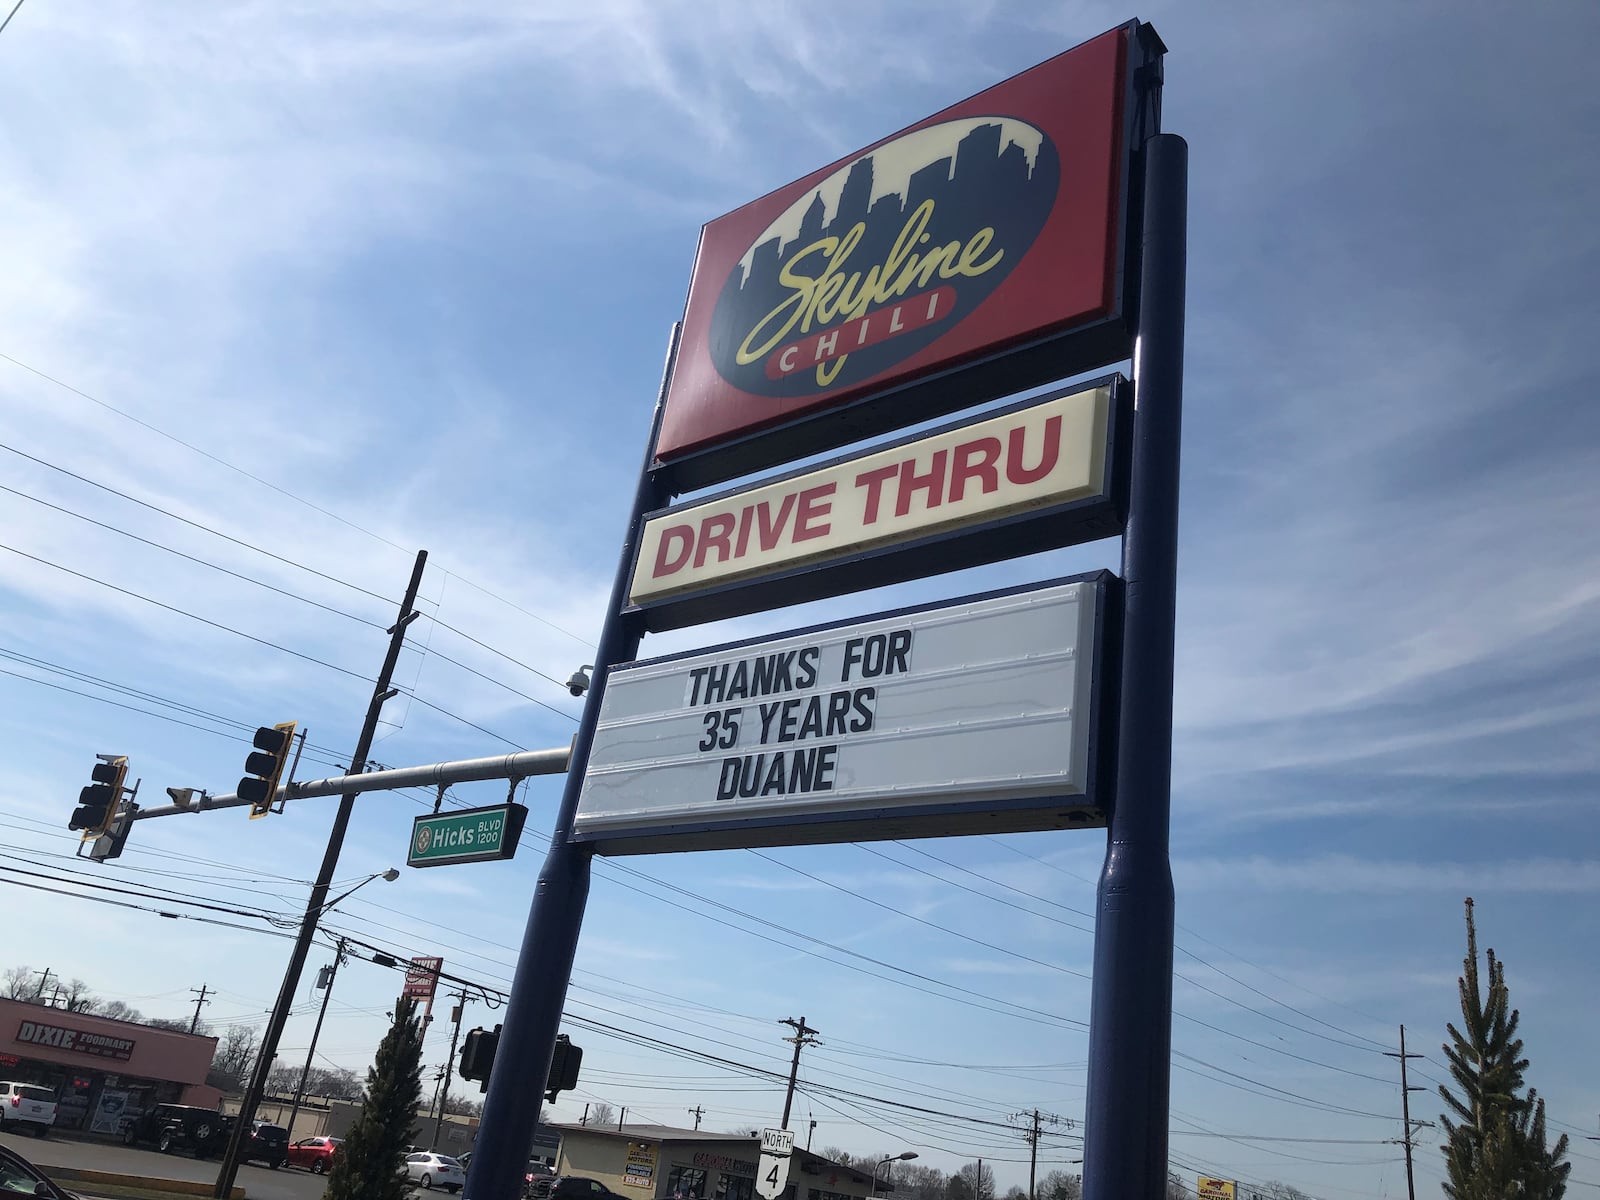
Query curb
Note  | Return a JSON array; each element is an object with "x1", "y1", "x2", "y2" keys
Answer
[{"x1": 43, "y1": 1164, "x2": 246, "y2": 1199}]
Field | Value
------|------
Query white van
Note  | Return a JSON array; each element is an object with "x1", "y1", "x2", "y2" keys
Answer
[{"x1": 0, "y1": 1082, "x2": 57, "y2": 1136}]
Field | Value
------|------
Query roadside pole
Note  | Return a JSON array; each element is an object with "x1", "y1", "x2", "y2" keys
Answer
[
  {"x1": 284, "y1": 938, "x2": 346, "y2": 1140},
  {"x1": 1080, "y1": 131, "x2": 1188, "y2": 1200},
  {"x1": 212, "y1": 550, "x2": 429, "y2": 1199},
  {"x1": 464, "y1": 326, "x2": 680, "y2": 1200}
]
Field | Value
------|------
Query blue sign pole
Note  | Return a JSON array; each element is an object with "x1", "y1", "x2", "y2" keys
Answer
[
  {"x1": 464, "y1": 325, "x2": 681, "y2": 1200},
  {"x1": 1080, "y1": 131, "x2": 1187, "y2": 1200}
]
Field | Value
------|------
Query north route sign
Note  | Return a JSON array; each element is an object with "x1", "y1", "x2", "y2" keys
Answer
[
  {"x1": 755, "y1": 1128, "x2": 794, "y2": 1200},
  {"x1": 408, "y1": 802, "x2": 528, "y2": 868},
  {"x1": 572, "y1": 575, "x2": 1115, "y2": 854},
  {"x1": 654, "y1": 22, "x2": 1153, "y2": 488}
]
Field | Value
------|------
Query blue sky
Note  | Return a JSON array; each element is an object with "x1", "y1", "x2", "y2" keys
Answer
[{"x1": 2, "y1": 2, "x2": 1598, "y2": 1198}]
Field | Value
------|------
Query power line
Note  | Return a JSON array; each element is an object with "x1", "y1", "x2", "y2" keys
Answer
[
  {"x1": 0, "y1": 550, "x2": 525, "y2": 748},
  {"x1": 0, "y1": 0, "x2": 26, "y2": 37},
  {"x1": 747, "y1": 848, "x2": 1091, "y2": 981},
  {"x1": 2, "y1": 476, "x2": 589, "y2": 707},
  {"x1": 0, "y1": 482, "x2": 390, "y2": 628},
  {"x1": 0, "y1": 440, "x2": 401, "y2": 606},
  {"x1": 0, "y1": 541, "x2": 374, "y2": 681},
  {"x1": 775, "y1": 845, "x2": 1390, "y2": 1084},
  {"x1": 0, "y1": 350, "x2": 412, "y2": 556},
  {"x1": 0, "y1": 353, "x2": 592, "y2": 649}
]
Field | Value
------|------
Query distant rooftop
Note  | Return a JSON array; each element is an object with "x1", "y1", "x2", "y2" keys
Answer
[
  {"x1": 549, "y1": 1121, "x2": 758, "y2": 1144},
  {"x1": 549, "y1": 1124, "x2": 881, "y2": 1188}
]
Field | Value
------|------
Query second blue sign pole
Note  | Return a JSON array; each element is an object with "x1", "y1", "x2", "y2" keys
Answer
[{"x1": 1081, "y1": 130, "x2": 1188, "y2": 1200}]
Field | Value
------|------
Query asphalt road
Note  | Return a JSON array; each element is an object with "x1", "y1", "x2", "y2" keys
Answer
[{"x1": 1, "y1": 1128, "x2": 328, "y2": 1200}]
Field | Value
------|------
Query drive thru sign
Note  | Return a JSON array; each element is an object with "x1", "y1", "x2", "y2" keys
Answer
[{"x1": 756, "y1": 1128, "x2": 794, "y2": 1200}]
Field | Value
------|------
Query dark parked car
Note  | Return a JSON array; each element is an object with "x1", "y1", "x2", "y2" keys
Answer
[
  {"x1": 121, "y1": 1103, "x2": 233, "y2": 1159},
  {"x1": 544, "y1": 1177, "x2": 623, "y2": 1200},
  {"x1": 0, "y1": 1140, "x2": 77, "y2": 1199},
  {"x1": 243, "y1": 1120, "x2": 289, "y2": 1168}
]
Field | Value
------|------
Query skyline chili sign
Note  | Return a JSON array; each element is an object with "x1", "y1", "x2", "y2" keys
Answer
[{"x1": 655, "y1": 21, "x2": 1144, "y2": 487}]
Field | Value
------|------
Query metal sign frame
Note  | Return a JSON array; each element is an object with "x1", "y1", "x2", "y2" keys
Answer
[{"x1": 466, "y1": 21, "x2": 1180, "y2": 1200}]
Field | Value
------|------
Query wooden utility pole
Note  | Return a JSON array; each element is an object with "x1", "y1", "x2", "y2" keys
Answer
[
  {"x1": 779, "y1": 1017, "x2": 819, "y2": 1129},
  {"x1": 213, "y1": 550, "x2": 428, "y2": 1199},
  {"x1": 189, "y1": 984, "x2": 213, "y2": 1033},
  {"x1": 1385, "y1": 1024, "x2": 1425, "y2": 1200}
]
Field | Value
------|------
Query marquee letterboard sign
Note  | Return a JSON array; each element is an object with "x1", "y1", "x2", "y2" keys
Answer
[
  {"x1": 655, "y1": 22, "x2": 1151, "y2": 488},
  {"x1": 573, "y1": 575, "x2": 1115, "y2": 853}
]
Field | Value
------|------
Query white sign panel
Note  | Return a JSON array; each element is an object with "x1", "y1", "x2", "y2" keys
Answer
[
  {"x1": 573, "y1": 576, "x2": 1110, "y2": 853},
  {"x1": 632, "y1": 383, "x2": 1113, "y2": 605},
  {"x1": 756, "y1": 1128, "x2": 795, "y2": 1200}
]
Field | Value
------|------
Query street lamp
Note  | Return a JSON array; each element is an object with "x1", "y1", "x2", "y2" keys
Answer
[
  {"x1": 873, "y1": 1152, "x2": 918, "y2": 1194},
  {"x1": 319, "y1": 867, "x2": 400, "y2": 913},
  {"x1": 282, "y1": 869, "x2": 399, "y2": 1138}
]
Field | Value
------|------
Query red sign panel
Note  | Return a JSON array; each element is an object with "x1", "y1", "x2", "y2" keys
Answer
[
  {"x1": 657, "y1": 23, "x2": 1139, "y2": 480},
  {"x1": 402, "y1": 956, "x2": 443, "y2": 1003}
]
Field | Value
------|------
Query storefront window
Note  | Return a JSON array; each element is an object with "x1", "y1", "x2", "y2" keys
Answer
[
  {"x1": 667, "y1": 1166, "x2": 708, "y2": 1199},
  {"x1": 719, "y1": 1175, "x2": 755, "y2": 1200}
]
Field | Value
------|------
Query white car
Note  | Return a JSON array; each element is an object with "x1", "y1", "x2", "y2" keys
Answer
[
  {"x1": 0, "y1": 1083, "x2": 57, "y2": 1137},
  {"x1": 403, "y1": 1151, "x2": 466, "y2": 1192}
]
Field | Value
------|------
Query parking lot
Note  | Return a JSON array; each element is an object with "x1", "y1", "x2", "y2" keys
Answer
[{"x1": 0, "y1": 1129, "x2": 447, "y2": 1200}]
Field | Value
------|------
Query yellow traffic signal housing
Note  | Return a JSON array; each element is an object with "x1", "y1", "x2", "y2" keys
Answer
[
  {"x1": 71, "y1": 755, "x2": 128, "y2": 839},
  {"x1": 239, "y1": 721, "x2": 298, "y2": 818}
]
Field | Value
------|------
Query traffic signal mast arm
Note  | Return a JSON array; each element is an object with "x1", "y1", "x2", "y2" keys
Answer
[{"x1": 136, "y1": 746, "x2": 572, "y2": 820}]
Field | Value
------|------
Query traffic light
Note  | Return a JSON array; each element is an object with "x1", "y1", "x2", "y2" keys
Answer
[
  {"x1": 70, "y1": 756, "x2": 128, "y2": 839},
  {"x1": 88, "y1": 803, "x2": 137, "y2": 862},
  {"x1": 459, "y1": 1025, "x2": 502, "y2": 1092},
  {"x1": 239, "y1": 721, "x2": 297, "y2": 818},
  {"x1": 545, "y1": 1034, "x2": 582, "y2": 1102}
]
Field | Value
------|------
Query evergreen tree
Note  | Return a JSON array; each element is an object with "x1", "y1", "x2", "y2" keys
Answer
[
  {"x1": 1439, "y1": 897, "x2": 1570, "y2": 1199},
  {"x1": 326, "y1": 995, "x2": 425, "y2": 1200}
]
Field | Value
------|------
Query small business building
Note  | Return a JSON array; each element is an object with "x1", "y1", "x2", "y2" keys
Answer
[
  {"x1": 551, "y1": 1123, "x2": 883, "y2": 1200},
  {"x1": 0, "y1": 997, "x2": 221, "y2": 1135}
]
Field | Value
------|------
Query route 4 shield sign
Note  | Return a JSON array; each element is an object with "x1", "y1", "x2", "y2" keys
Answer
[{"x1": 756, "y1": 1128, "x2": 795, "y2": 1200}]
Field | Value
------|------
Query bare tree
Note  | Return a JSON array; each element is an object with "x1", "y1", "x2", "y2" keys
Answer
[
  {"x1": 97, "y1": 999, "x2": 143, "y2": 1023},
  {"x1": 208, "y1": 1024, "x2": 261, "y2": 1092},
  {"x1": 586, "y1": 1102, "x2": 616, "y2": 1128},
  {"x1": 899, "y1": 1165, "x2": 949, "y2": 1200},
  {"x1": 2, "y1": 966, "x2": 36, "y2": 999},
  {"x1": 149, "y1": 1015, "x2": 206, "y2": 1033},
  {"x1": 56, "y1": 978, "x2": 98, "y2": 1012},
  {"x1": 1036, "y1": 1170, "x2": 1081, "y2": 1200},
  {"x1": 957, "y1": 1162, "x2": 996, "y2": 1200},
  {"x1": 1165, "y1": 1173, "x2": 1191, "y2": 1200},
  {"x1": 441, "y1": 1093, "x2": 483, "y2": 1117}
]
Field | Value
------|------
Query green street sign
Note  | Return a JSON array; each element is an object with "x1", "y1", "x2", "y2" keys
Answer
[{"x1": 408, "y1": 802, "x2": 528, "y2": 868}]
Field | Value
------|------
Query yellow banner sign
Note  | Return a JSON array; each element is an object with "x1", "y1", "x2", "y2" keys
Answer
[{"x1": 1197, "y1": 1178, "x2": 1236, "y2": 1200}]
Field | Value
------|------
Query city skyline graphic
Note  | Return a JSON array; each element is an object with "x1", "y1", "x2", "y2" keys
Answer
[{"x1": 709, "y1": 118, "x2": 1061, "y2": 400}]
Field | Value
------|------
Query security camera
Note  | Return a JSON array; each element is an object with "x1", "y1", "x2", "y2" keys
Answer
[{"x1": 566, "y1": 664, "x2": 594, "y2": 698}]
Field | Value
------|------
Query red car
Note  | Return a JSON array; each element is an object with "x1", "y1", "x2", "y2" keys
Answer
[{"x1": 286, "y1": 1135, "x2": 343, "y2": 1174}]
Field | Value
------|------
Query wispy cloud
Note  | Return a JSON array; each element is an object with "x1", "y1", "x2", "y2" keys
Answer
[{"x1": 1180, "y1": 855, "x2": 1600, "y2": 894}]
